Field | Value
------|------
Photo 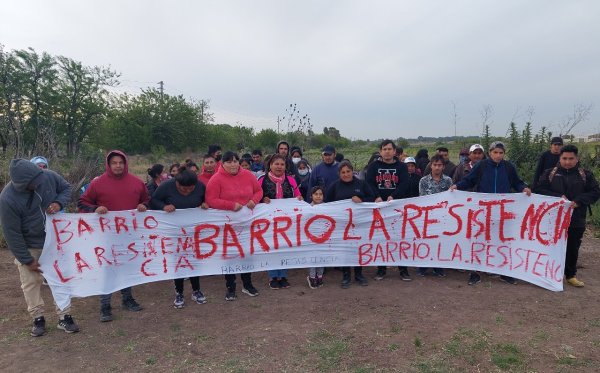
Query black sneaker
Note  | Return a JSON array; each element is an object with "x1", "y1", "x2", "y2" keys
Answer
[
  {"x1": 242, "y1": 285, "x2": 259, "y2": 297},
  {"x1": 417, "y1": 268, "x2": 427, "y2": 277},
  {"x1": 225, "y1": 289, "x2": 237, "y2": 301},
  {"x1": 374, "y1": 268, "x2": 386, "y2": 281},
  {"x1": 122, "y1": 298, "x2": 143, "y2": 312},
  {"x1": 500, "y1": 275, "x2": 517, "y2": 285},
  {"x1": 269, "y1": 279, "x2": 281, "y2": 290},
  {"x1": 399, "y1": 269, "x2": 412, "y2": 282},
  {"x1": 57, "y1": 315, "x2": 80, "y2": 333},
  {"x1": 432, "y1": 268, "x2": 446, "y2": 277},
  {"x1": 100, "y1": 305, "x2": 113, "y2": 322},
  {"x1": 355, "y1": 275, "x2": 369, "y2": 286},
  {"x1": 341, "y1": 274, "x2": 351, "y2": 289},
  {"x1": 468, "y1": 272, "x2": 481, "y2": 286},
  {"x1": 31, "y1": 316, "x2": 46, "y2": 337},
  {"x1": 279, "y1": 278, "x2": 291, "y2": 289}
]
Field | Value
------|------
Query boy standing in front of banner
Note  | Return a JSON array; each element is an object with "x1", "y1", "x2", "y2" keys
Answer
[{"x1": 534, "y1": 144, "x2": 600, "y2": 287}]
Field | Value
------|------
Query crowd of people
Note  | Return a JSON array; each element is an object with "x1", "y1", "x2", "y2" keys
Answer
[{"x1": 1, "y1": 137, "x2": 599, "y2": 337}]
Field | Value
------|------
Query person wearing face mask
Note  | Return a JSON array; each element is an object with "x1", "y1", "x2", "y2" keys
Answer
[{"x1": 295, "y1": 159, "x2": 312, "y2": 199}]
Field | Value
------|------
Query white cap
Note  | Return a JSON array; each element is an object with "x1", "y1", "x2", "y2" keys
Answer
[
  {"x1": 403, "y1": 157, "x2": 416, "y2": 164},
  {"x1": 469, "y1": 144, "x2": 484, "y2": 153}
]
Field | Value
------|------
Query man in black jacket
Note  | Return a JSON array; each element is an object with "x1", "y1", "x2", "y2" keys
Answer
[
  {"x1": 532, "y1": 137, "x2": 563, "y2": 189},
  {"x1": 534, "y1": 144, "x2": 600, "y2": 287}
]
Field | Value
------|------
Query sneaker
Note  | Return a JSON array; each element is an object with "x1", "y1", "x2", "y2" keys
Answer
[
  {"x1": 566, "y1": 277, "x2": 585, "y2": 287},
  {"x1": 279, "y1": 278, "x2": 291, "y2": 289},
  {"x1": 269, "y1": 279, "x2": 281, "y2": 289},
  {"x1": 500, "y1": 275, "x2": 517, "y2": 285},
  {"x1": 100, "y1": 305, "x2": 113, "y2": 322},
  {"x1": 417, "y1": 268, "x2": 427, "y2": 277},
  {"x1": 191, "y1": 290, "x2": 207, "y2": 304},
  {"x1": 307, "y1": 276, "x2": 318, "y2": 289},
  {"x1": 317, "y1": 276, "x2": 324, "y2": 287},
  {"x1": 432, "y1": 268, "x2": 446, "y2": 277},
  {"x1": 355, "y1": 275, "x2": 369, "y2": 286},
  {"x1": 242, "y1": 286, "x2": 259, "y2": 297},
  {"x1": 341, "y1": 274, "x2": 351, "y2": 289},
  {"x1": 122, "y1": 298, "x2": 143, "y2": 312},
  {"x1": 468, "y1": 272, "x2": 481, "y2": 286},
  {"x1": 57, "y1": 315, "x2": 80, "y2": 333},
  {"x1": 173, "y1": 293, "x2": 185, "y2": 309},
  {"x1": 374, "y1": 268, "x2": 386, "y2": 281},
  {"x1": 225, "y1": 289, "x2": 237, "y2": 301},
  {"x1": 399, "y1": 269, "x2": 412, "y2": 282},
  {"x1": 31, "y1": 316, "x2": 46, "y2": 337}
]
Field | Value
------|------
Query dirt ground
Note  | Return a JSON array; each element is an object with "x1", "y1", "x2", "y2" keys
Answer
[{"x1": 1, "y1": 235, "x2": 599, "y2": 373}]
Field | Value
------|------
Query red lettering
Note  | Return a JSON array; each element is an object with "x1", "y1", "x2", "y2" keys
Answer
[
  {"x1": 295, "y1": 213, "x2": 302, "y2": 247},
  {"x1": 99, "y1": 217, "x2": 111, "y2": 232},
  {"x1": 532, "y1": 253, "x2": 548, "y2": 277},
  {"x1": 94, "y1": 247, "x2": 113, "y2": 266},
  {"x1": 193, "y1": 224, "x2": 220, "y2": 259},
  {"x1": 161, "y1": 237, "x2": 173, "y2": 255},
  {"x1": 115, "y1": 216, "x2": 129, "y2": 234},
  {"x1": 466, "y1": 208, "x2": 485, "y2": 239},
  {"x1": 422, "y1": 204, "x2": 442, "y2": 239},
  {"x1": 127, "y1": 242, "x2": 139, "y2": 261},
  {"x1": 443, "y1": 204, "x2": 464, "y2": 236},
  {"x1": 450, "y1": 243, "x2": 463, "y2": 261},
  {"x1": 250, "y1": 219, "x2": 270, "y2": 255},
  {"x1": 52, "y1": 219, "x2": 73, "y2": 245},
  {"x1": 223, "y1": 224, "x2": 245, "y2": 258},
  {"x1": 470, "y1": 243, "x2": 485, "y2": 264},
  {"x1": 175, "y1": 256, "x2": 194, "y2": 271},
  {"x1": 141, "y1": 259, "x2": 156, "y2": 276},
  {"x1": 304, "y1": 215, "x2": 336, "y2": 244},
  {"x1": 273, "y1": 216, "x2": 293, "y2": 249},
  {"x1": 344, "y1": 208, "x2": 362, "y2": 240},
  {"x1": 53, "y1": 260, "x2": 74, "y2": 283},
  {"x1": 74, "y1": 252, "x2": 92, "y2": 273},
  {"x1": 77, "y1": 218, "x2": 94, "y2": 236},
  {"x1": 368, "y1": 208, "x2": 390, "y2": 240},
  {"x1": 358, "y1": 243, "x2": 373, "y2": 265},
  {"x1": 402, "y1": 204, "x2": 422, "y2": 239},
  {"x1": 144, "y1": 216, "x2": 159, "y2": 229}
]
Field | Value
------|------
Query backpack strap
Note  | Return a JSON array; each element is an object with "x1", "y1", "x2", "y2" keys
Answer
[{"x1": 548, "y1": 166, "x2": 559, "y2": 182}]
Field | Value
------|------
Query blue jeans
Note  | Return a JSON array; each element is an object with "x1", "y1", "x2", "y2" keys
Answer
[{"x1": 268, "y1": 269, "x2": 288, "y2": 279}]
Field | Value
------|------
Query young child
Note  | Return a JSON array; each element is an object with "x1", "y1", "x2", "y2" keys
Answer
[{"x1": 307, "y1": 186, "x2": 325, "y2": 289}]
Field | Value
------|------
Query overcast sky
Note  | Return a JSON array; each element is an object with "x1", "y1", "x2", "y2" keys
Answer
[{"x1": 2, "y1": 1, "x2": 599, "y2": 140}]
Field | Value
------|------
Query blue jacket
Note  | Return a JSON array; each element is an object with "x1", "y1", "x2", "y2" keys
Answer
[
  {"x1": 306, "y1": 161, "x2": 339, "y2": 202},
  {"x1": 456, "y1": 158, "x2": 527, "y2": 193}
]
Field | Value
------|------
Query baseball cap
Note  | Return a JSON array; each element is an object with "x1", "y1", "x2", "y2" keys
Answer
[
  {"x1": 404, "y1": 157, "x2": 416, "y2": 164},
  {"x1": 489, "y1": 141, "x2": 506, "y2": 151},
  {"x1": 469, "y1": 144, "x2": 484, "y2": 153},
  {"x1": 322, "y1": 145, "x2": 336, "y2": 154},
  {"x1": 551, "y1": 137, "x2": 564, "y2": 145}
]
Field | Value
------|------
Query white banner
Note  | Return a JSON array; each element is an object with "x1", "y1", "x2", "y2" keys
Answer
[{"x1": 41, "y1": 191, "x2": 571, "y2": 309}]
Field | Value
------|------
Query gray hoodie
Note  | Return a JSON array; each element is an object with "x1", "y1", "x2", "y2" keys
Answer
[{"x1": 0, "y1": 159, "x2": 72, "y2": 265}]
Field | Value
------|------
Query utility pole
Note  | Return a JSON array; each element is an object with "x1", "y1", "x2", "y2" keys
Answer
[{"x1": 158, "y1": 81, "x2": 164, "y2": 100}]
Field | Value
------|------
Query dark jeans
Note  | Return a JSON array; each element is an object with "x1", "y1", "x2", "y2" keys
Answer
[
  {"x1": 342, "y1": 267, "x2": 363, "y2": 277},
  {"x1": 100, "y1": 287, "x2": 133, "y2": 307},
  {"x1": 225, "y1": 273, "x2": 252, "y2": 290},
  {"x1": 565, "y1": 226, "x2": 586, "y2": 278},
  {"x1": 174, "y1": 277, "x2": 200, "y2": 294}
]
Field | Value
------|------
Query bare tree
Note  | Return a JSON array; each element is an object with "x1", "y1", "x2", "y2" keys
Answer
[
  {"x1": 558, "y1": 103, "x2": 594, "y2": 137},
  {"x1": 480, "y1": 104, "x2": 494, "y2": 133},
  {"x1": 451, "y1": 101, "x2": 459, "y2": 137}
]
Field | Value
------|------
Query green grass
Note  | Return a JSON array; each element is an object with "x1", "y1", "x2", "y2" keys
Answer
[
  {"x1": 490, "y1": 343, "x2": 524, "y2": 370},
  {"x1": 307, "y1": 329, "x2": 350, "y2": 371}
]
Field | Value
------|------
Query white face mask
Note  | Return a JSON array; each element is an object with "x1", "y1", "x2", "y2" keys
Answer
[
  {"x1": 292, "y1": 157, "x2": 301, "y2": 164},
  {"x1": 298, "y1": 169, "x2": 309, "y2": 176}
]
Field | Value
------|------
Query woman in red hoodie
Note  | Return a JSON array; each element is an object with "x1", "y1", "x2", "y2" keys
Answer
[{"x1": 205, "y1": 151, "x2": 263, "y2": 301}]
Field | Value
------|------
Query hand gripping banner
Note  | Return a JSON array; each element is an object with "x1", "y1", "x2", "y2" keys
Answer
[{"x1": 41, "y1": 191, "x2": 571, "y2": 309}]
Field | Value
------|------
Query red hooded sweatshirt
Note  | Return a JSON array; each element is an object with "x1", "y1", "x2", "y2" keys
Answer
[
  {"x1": 205, "y1": 165, "x2": 263, "y2": 211},
  {"x1": 78, "y1": 150, "x2": 150, "y2": 212}
]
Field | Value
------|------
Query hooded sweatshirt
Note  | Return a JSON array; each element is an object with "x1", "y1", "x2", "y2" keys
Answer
[
  {"x1": 205, "y1": 165, "x2": 263, "y2": 211},
  {"x1": 78, "y1": 150, "x2": 149, "y2": 212},
  {"x1": 0, "y1": 159, "x2": 72, "y2": 264}
]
